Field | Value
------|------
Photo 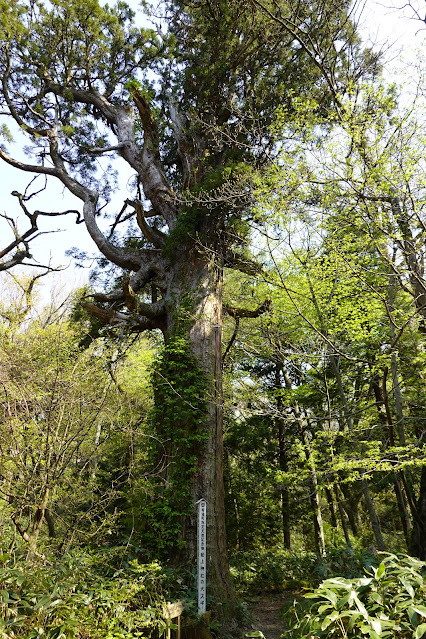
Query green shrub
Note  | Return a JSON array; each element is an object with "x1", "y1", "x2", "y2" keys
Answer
[
  {"x1": 313, "y1": 547, "x2": 379, "y2": 581},
  {"x1": 230, "y1": 548, "x2": 317, "y2": 592},
  {"x1": 0, "y1": 550, "x2": 169, "y2": 638},
  {"x1": 230, "y1": 547, "x2": 378, "y2": 593},
  {"x1": 282, "y1": 553, "x2": 426, "y2": 639}
]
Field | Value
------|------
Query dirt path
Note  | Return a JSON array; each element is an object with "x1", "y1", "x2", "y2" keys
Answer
[{"x1": 249, "y1": 593, "x2": 294, "y2": 639}]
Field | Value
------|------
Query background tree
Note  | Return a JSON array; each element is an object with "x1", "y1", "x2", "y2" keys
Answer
[
  {"x1": 246, "y1": 71, "x2": 426, "y2": 557},
  {"x1": 0, "y1": 281, "x2": 157, "y2": 557}
]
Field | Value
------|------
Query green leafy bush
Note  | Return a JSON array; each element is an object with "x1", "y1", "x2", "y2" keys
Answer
[
  {"x1": 313, "y1": 547, "x2": 379, "y2": 581},
  {"x1": 282, "y1": 553, "x2": 426, "y2": 639},
  {"x1": 0, "y1": 550, "x2": 170, "y2": 638},
  {"x1": 230, "y1": 548, "x2": 317, "y2": 592},
  {"x1": 230, "y1": 547, "x2": 378, "y2": 593}
]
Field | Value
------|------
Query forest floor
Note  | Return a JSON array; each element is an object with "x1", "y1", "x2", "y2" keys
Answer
[{"x1": 248, "y1": 592, "x2": 297, "y2": 639}]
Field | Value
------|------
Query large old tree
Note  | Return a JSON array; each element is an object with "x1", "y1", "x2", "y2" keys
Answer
[{"x1": 0, "y1": 0, "x2": 375, "y2": 606}]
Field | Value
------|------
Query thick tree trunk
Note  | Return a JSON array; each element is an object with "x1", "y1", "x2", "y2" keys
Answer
[{"x1": 161, "y1": 250, "x2": 234, "y2": 608}]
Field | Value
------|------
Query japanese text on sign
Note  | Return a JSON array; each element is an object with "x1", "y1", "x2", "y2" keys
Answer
[{"x1": 196, "y1": 498, "x2": 207, "y2": 615}]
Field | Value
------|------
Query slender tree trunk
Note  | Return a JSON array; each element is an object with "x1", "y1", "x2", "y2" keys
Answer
[
  {"x1": 391, "y1": 194, "x2": 426, "y2": 323},
  {"x1": 340, "y1": 482, "x2": 361, "y2": 537},
  {"x1": 303, "y1": 429, "x2": 325, "y2": 557},
  {"x1": 325, "y1": 486, "x2": 338, "y2": 529},
  {"x1": 361, "y1": 478, "x2": 386, "y2": 551},
  {"x1": 11, "y1": 488, "x2": 51, "y2": 557},
  {"x1": 275, "y1": 365, "x2": 291, "y2": 549},
  {"x1": 331, "y1": 355, "x2": 385, "y2": 550},
  {"x1": 278, "y1": 421, "x2": 291, "y2": 549},
  {"x1": 390, "y1": 351, "x2": 406, "y2": 447},
  {"x1": 387, "y1": 205, "x2": 426, "y2": 559},
  {"x1": 282, "y1": 361, "x2": 324, "y2": 555},
  {"x1": 372, "y1": 371, "x2": 411, "y2": 546},
  {"x1": 28, "y1": 488, "x2": 50, "y2": 558},
  {"x1": 334, "y1": 484, "x2": 352, "y2": 547},
  {"x1": 44, "y1": 508, "x2": 56, "y2": 538},
  {"x1": 224, "y1": 450, "x2": 240, "y2": 550},
  {"x1": 389, "y1": 352, "x2": 417, "y2": 520},
  {"x1": 411, "y1": 466, "x2": 426, "y2": 560}
]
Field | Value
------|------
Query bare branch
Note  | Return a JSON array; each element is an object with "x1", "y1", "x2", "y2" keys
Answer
[
  {"x1": 86, "y1": 143, "x2": 127, "y2": 154},
  {"x1": 135, "y1": 200, "x2": 167, "y2": 248},
  {"x1": 224, "y1": 298, "x2": 271, "y2": 318},
  {"x1": 224, "y1": 250, "x2": 264, "y2": 276},
  {"x1": 0, "y1": 148, "x2": 59, "y2": 177},
  {"x1": 0, "y1": 250, "x2": 32, "y2": 271},
  {"x1": 41, "y1": 80, "x2": 177, "y2": 227},
  {"x1": 82, "y1": 301, "x2": 165, "y2": 332},
  {"x1": 222, "y1": 316, "x2": 240, "y2": 365}
]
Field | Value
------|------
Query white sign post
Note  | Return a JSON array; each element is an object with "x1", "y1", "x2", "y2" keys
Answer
[{"x1": 196, "y1": 498, "x2": 207, "y2": 615}]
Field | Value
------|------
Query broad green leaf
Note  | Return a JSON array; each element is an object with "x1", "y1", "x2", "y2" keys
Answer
[
  {"x1": 324, "y1": 589, "x2": 339, "y2": 605},
  {"x1": 415, "y1": 623, "x2": 426, "y2": 638},
  {"x1": 318, "y1": 603, "x2": 333, "y2": 614},
  {"x1": 400, "y1": 578, "x2": 415, "y2": 598},
  {"x1": 369, "y1": 592, "x2": 383, "y2": 604},
  {"x1": 325, "y1": 578, "x2": 352, "y2": 589},
  {"x1": 376, "y1": 563, "x2": 386, "y2": 580},
  {"x1": 408, "y1": 607, "x2": 419, "y2": 626},
  {"x1": 337, "y1": 592, "x2": 352, "y2": 609},
  {"x1": 321, "y1": 610, "x2": 340, "y2": 630},
  {"x1": 371, "y1": 618, "x2": 382, "y2": 635},
  {"x1": 347, "y1": 612, "x2": 362, "y2": 632},
  {"x1": 354, "y1": 595, "x2": 369, "y2": 619}
]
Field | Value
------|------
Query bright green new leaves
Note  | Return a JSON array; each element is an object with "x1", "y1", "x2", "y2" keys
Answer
[
  {"x1": 0, "y1": 552, "x2": 169, "y2": 639},
  {"x1": 284, "y1": 553, "x2": 426, "y2": 638},
  {"x1": 0, "y1": 315, "x2": 133, "y2": 549}
]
